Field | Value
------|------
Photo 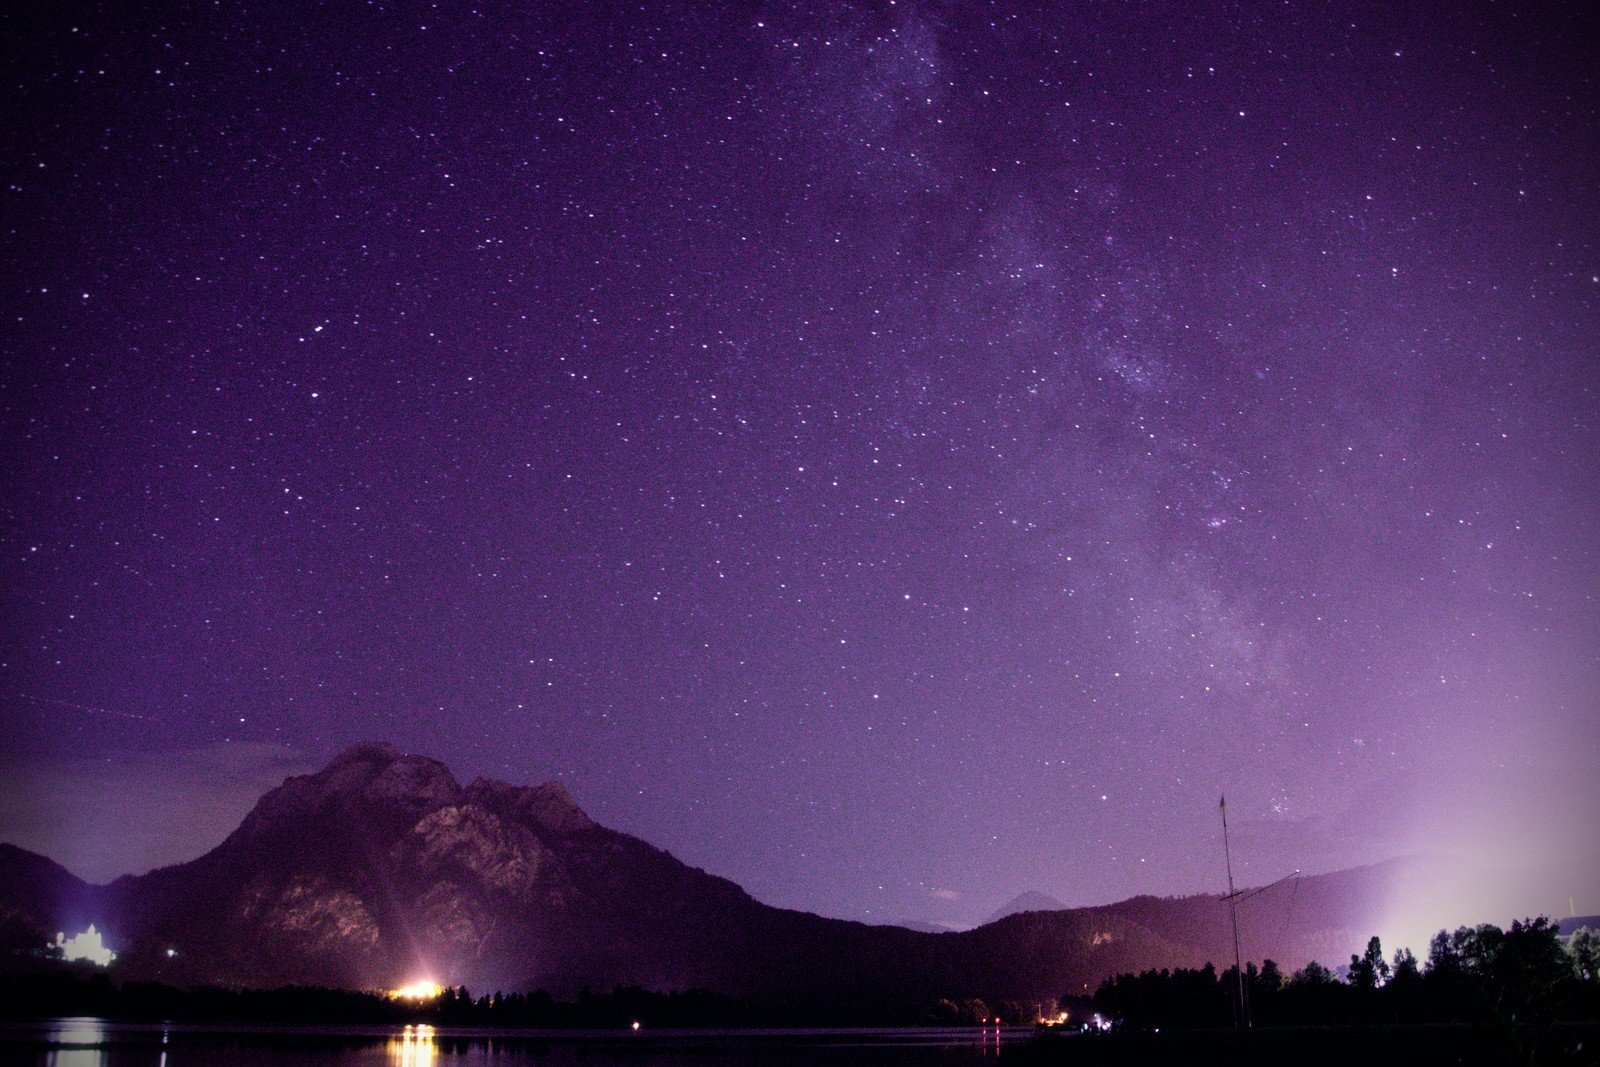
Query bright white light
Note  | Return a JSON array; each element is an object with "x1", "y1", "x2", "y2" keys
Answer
[{"x1": 54, "y1": 925, "x2": 115, "y2": 966}]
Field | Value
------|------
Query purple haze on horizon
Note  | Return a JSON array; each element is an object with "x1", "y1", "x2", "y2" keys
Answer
[{"x1": 2, "y1": 1, "x2": 1597, "y2": 930}]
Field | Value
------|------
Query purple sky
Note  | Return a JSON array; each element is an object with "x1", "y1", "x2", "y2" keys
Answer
[{"x1": 3, "y1": 1, "x2": 1597, "y2": 929}]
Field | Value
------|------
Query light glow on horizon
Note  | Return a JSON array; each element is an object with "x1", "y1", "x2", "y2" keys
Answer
[{"x1": 389, "y1": 980, "x2": 443, "y2": 1002}]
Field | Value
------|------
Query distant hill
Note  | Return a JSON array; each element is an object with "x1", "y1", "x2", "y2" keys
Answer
[
  {"x1": 0, "y1": 844, "x2": 97, "y2": 955},
  {"x1": 893, "y1": 919, "x2": 964, "y2": 934},
  {"x1": 0, "y1": 742, "x2": 1575, "y2": 1011},
  {"x1": 985, "y1": 891, "x2": 1068, "y2": 925}
]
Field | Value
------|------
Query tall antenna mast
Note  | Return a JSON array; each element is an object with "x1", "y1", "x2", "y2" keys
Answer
[{"x1": 1220, "y1": 795, "x2": 1249, "y2": 1029}]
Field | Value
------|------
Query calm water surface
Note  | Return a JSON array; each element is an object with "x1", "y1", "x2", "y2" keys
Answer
[{"x1": 1, "y1": 1019, "x2": 1041, "y2": 1065}]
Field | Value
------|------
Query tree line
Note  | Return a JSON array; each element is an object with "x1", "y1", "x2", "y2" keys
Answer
[
  {"x1": 0, "y1": 971, "x2": 788, "y2": 1027},
  {"x1": 1093, "y1": 917, "x2": 1600, "y2": 1032}
]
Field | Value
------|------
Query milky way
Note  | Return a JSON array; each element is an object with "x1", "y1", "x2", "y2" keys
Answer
[{"x1": 2, "y1": 2, "x2": 1596, "y2": 928}]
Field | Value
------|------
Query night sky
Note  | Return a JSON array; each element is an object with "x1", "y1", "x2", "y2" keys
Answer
[{"x1": 3, "y1": 2, "x2": 1597, "y2": 930}]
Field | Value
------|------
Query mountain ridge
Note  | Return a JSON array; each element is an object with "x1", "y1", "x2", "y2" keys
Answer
[{"x1": 0, "y1": 742, "x2": 1570, "y2": 1011}]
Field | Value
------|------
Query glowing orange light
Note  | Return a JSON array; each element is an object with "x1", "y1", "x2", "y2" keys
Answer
[{"x1": 389, "y1": 980, "x2": 443, "y2": 1001}]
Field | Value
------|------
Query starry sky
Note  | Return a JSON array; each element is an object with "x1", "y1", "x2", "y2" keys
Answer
[{"x1": 2, "y1": 1, "x2": 1597, "y2": 929}]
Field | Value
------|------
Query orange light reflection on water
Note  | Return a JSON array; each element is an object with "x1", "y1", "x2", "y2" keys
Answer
[{"x1": 388, "y1": 1023, "x2": 438, "y2": 1067}]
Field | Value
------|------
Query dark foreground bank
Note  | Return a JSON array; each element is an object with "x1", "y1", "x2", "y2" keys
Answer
[{"x1": 1019, "y1": 1023, "x2": 1600, "y2": 1067}]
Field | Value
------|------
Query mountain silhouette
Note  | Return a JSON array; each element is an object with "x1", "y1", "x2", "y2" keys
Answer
[{"x1": 1, "y1": 742, "x2": 1572, "y2": 1011}]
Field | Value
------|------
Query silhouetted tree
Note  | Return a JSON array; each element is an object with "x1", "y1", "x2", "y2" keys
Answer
[
  {"x1": 1290, "y1": 960, "x2": 1337, "y2": 987},
  {"x1": 1379, "y1": 945, "x2": 1423, "y2": 1023},
  {"x1": 1427, "y1": 927, "x2": 1463, "y2": 975},
  {"x1": 1492, "y1": 918, "x2": 1570, "y2": 1025},
  {"x1": 1569, "y1": 927, "x2": 1600, "y2": 984},
  {"x1": 960, "y1": 998, "x2": 991, "y2": 1024},
  {"x1": 1349, "y1": 935, "x2": 1390, "y2": 990}
]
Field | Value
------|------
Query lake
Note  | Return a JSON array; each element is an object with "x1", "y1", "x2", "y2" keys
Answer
[{"x1": 2, "y1": 1019, "x2": 1043, "y2": 1065}]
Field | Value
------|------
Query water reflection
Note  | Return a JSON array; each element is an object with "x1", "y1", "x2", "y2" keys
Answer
[
  {"x1": 389, "y1": 1023, "x2": 438, "y2": 1067},
  {"x1": 13, "y1": 1019, "x2": 1033, "y2": 1065},
  {"x1": 45, "y1": 1017, "x2": 105, "y2": 1067}
]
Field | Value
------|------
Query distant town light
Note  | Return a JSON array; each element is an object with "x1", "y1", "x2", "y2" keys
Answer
[
  {"x1": 390, "y1": 980, "x2": 443, "y2": 1001},
  {"x1": 631, "y1": 1021, "x2": 641, "y2": 1031},
  {"x1": 54, "y1": 925, "x2": 115, "y2": 966}
]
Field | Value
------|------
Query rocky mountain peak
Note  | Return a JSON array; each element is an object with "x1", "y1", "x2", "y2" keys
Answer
[
  {"x1": 315, "y1": 742, "x2": 458, "y2": 803},
  {"x1": 231, "y1": 745, "x2": 601, "y2": 856},
  {"x1": 230, "y1": 742, "x2": 461, "y2": 844},
  {"x1": 362, "y1": 752, "x2": 460, "y2": 811},
  {"x1": 325, "y1": 740, "x2": 404, "y2": 768},
  {"x1": 467, "y1": 777, "x2": 594, "y2": 834}
]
